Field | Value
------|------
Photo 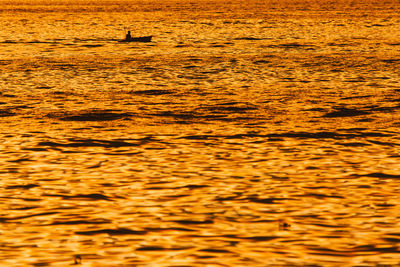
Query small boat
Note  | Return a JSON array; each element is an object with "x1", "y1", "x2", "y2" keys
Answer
[{"x1": 119, "y1": 36, "x2": 152, "y2": 43}]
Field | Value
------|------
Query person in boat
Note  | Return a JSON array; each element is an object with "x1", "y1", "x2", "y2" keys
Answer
[{"x1": 125, "y1": 31, "x2": 132, "y2": 41}]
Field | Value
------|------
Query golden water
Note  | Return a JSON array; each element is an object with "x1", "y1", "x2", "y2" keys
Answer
[{"x1": 1, "y1": 0, "x2": 400, "y2": 266}]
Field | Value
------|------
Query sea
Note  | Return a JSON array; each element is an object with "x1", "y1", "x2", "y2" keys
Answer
[{"x1": 1, "y1": 0, "x2": 400, "y2": 266}]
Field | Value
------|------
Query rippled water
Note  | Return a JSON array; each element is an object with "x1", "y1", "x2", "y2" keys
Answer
[{"x1": 1, "y1": 0, "x2": 400, "y2": 266}]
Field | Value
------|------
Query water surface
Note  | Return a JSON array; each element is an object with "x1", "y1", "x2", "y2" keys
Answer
[{"x1": 1, "y1": 0, "x2": 400, "y2": 266}]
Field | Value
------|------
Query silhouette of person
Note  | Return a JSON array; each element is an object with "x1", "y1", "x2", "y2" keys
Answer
[{"x1": 125, "y1": 31, "x2": 132, "y2": 41}]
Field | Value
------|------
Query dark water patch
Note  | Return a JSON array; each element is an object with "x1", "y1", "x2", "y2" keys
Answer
[
  {"x1": 138, "y1": 66, "x2": 157, "y2": 71},
  {"x1": 383, "y1": 237, "x2": 400, "y2": 243},
  {"x1": 48, "y1": 219, "x2": 111, "y2": 225},
  {"x1": 22, "y1": 198, "x2": 41, "y2": 202},
  {"x1": 376, "y1": 203, "x2": 396, "y2": 207},
  {"x1": 8, "y1": 157, "x2": 31, "y2": 163},
  {"x1": 37, "y1": 86, "x2": 52, "y2": 89},
  {"x1": 159, "y1": 194, "x2": 190, "y2": 200},
  {"x1": 199, "y1": 248, "x2": 232, "y2": 253},
  {"x1": 51, "y1": 63, "x2": 76, "y2": 70},
  {"x1": 130, "y1": 89, "x2": 174, "y2": 96},
  {"x1": 1, "y1": 40, "x2": 17, "y2": 43},
  {"x1": 322, "y1": 108, "x2": 370, "y2": 118},
  {"x1": 215, "y1": 193, "x2": 242, "y2": 201},
  {"x1": 209, "y1": 43, "x2": 226, "y2": 48},
  {"x1": 388, "y1": 96, "x2": 400, "y2": 102},
  {"x1": 26, "y1": 40, "x2": 55, "y2": 44},
  {"x1": 42, "y1": 193, "x2": 112, "y2": 201},
  {"x1": 336, "y1": 142, "x2": 370, "y2": 147},
  {"x1": 195, "y1": 255, "x2": 216, "y2": 259},
  {"x1": 0, "y1": 109, "x2": 16, "y2": 117},
  {"x1": 298, "y1": 193, "x2": 344, "y2": 199},
  {"x1": 175, "y1": 44, "x2": 192, "y2": 48},
  {"x1": 174, "y1": 219, "x2": 214, "y2": 225},
  {"x1": 268, "y1": 42, "x2": 315, "y2": 50},
  {"x1": 216, "y1": 101, "x2": 240, "y2": 106},
  {"x1": 105, "y1": 152, "x2": 141, "y2": 156},
  {"x1": 368, "y1": 140, "x2": 399, "y2": 146},
  {"x1": 384, "y1": 233, "x2": 400, "y2": 237},
  {"x1": 247, "y1": 197, "x2": 289, "y2": 204},
  {"x1": 151, "y1": 111, "x2": 227, "y2": 121},
  {"x1": 253, "y1": 60, "x2": 270, "y2": 64},
  {"x1": 1, "y1": 94, "x2": 16, "y2": 98},
  {"x1": 370, "y1": 105, "x2": 400, "y2": 112},
  {"x1": 270, "y1": 175, "x2": 290, "y2": 180},
  {"x1": 345, "y1": 77, "x2": 366, "y2": 83},
  {"x1": 0, "y1": 60, "x2": 12, "y2": 66},
  {"x1": 12, "y1": 105, "x2": 31, "y2": 110},
  {"x1": 150, "y1": 184, "x2": 209, "y2": 190},
  {"x1": 81, "y1": 44, "x2": 103, "y2": 48},
  {"x1": 38, "y1": 139, "x2": 142, "y2": 148},
  {"x1": 145, "y1": 227, "x2": 196, "y2": 232},
  {"x1": 6, "y1": 184, "x2": 39, "y2": 190},
  {"x1": 11, "y1": 206, "x2": 39, "y2": 211},
  {"x1": 136, "y1": 246, "x2": 191, "y2": 251},
  {"x1": 382, "y1": 59, "x2": 400, "y2": 64},
  {"x1": 179, "y1": 184, "x2": 209, "y2": 189},
  {"x1": 328, "y1": 41, "x2": 357, "y2": 47},
  {"x1": 63, "y1": 43, "x2": 76, "y2": 47},
  {"x1": 257, "y1": 131, "x2": 388, "y2": 139},
  {"x1": 305, "y1": 166, "x2": 319, "y2": 171},
  {"x1": 230, "y1": 235, "x2": 278, "y2": 242},
  {"x1": 183, "y1": 65, "x2": 197, "y2": 69},
  {"x1": 234, "y1": 37, "x2": 263, "y2": 40},
  {"x1": 187, "y1": 56, "x2": 202, "y2": 62},
  {"x1": 178, "y1": 131, "x2": 390, "y2": 141},
  {"x1": 47, "y1": 110, "x2": 133, "y2": 121},
  {"x1": 351, "y1": 245, "x2": 400, "y2": 253},
  {"x1": 357, "y1": 118, "x2": 374, "y2": 122},
  {"x1": 87, "y1": 161, "x2": 107, "y2": 169},
  {"x1": 178, "y1": 134, "x2": 217, "y2": 140},
  {"x1": 361, "y1": 172, "x2": 400, "y2": 179},
  {"x1": 146, "y1": 186, "x2": 179, "y2": 190},
  {"x1": 366, "y1": 24, "x2": 387, "y2": 27},
  {"x1": 76, "y1": 228, "x2": 147, "y2": 236}
]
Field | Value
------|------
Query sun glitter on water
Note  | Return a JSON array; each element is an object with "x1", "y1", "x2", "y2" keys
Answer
[{"x1": 1, "y1": 0, "x2": 400, "y2": 266}]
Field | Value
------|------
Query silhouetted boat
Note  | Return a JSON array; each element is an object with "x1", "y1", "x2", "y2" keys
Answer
[{"x1": 119, "y1": 36, "x2": 152, "y2": 43}]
